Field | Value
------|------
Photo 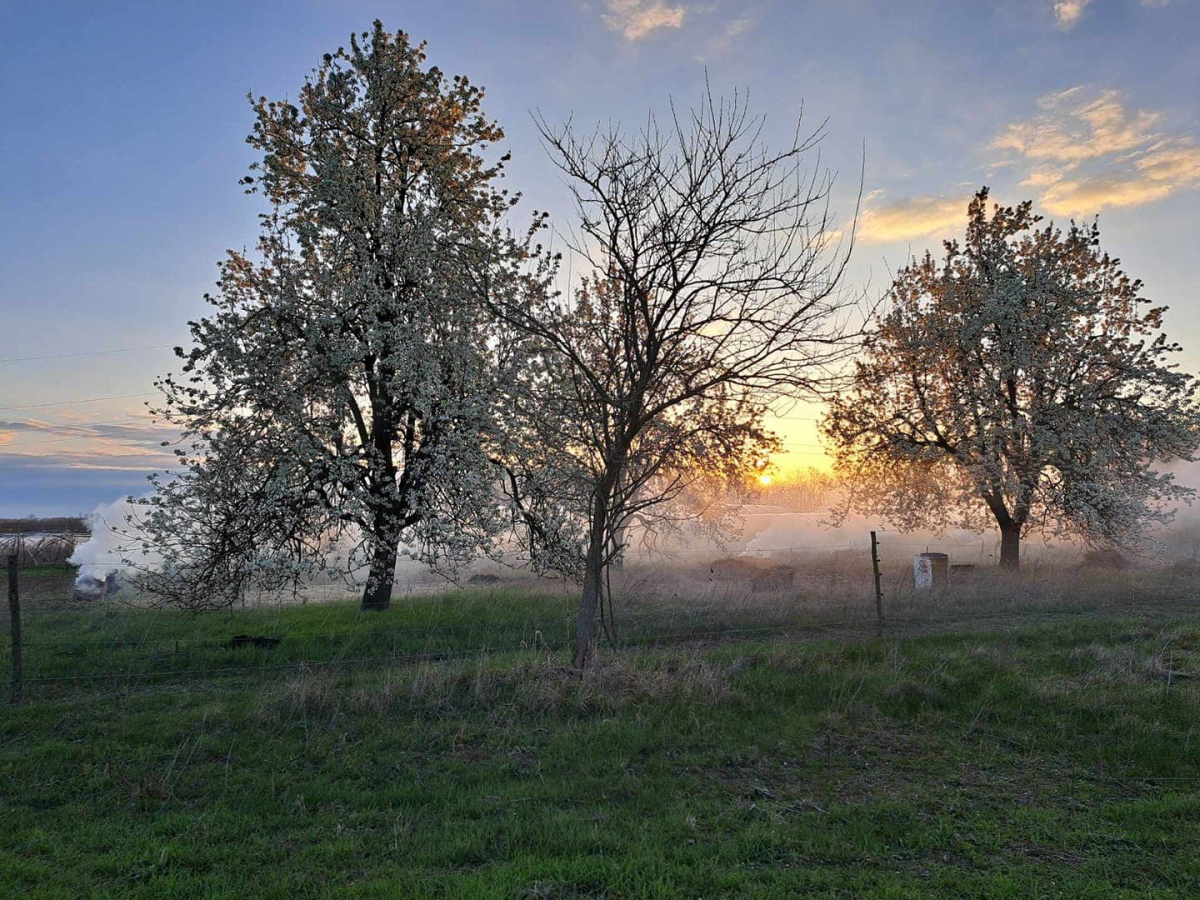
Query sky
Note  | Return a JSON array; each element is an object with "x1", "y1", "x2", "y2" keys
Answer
[{"x1": 1, "y1": 0, "x2": 1198, "y2": 516}]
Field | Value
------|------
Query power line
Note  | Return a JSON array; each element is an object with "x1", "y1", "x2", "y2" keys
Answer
[
  {"x1": 0, "y1": 392, "x2": 157, "y2": 413},
  {"x1": 1, "y1": 419, "x2": 169, "y2": 450},
  {"x1": 0, "y1": 344, "x2": 174, "y2": 365}
]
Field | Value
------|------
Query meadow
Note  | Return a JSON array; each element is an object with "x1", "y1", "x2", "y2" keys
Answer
[{"x1": 3, "y1": 562, "x2": 1200, "y2": 897}]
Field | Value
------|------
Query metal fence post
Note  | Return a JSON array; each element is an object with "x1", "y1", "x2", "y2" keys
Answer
[{"x1": 870, "y1": 531, "x2": 884, "y2": 633}]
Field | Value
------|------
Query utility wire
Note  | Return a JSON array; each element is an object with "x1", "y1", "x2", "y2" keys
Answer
[
  {"x1": 0, "y1": 345, "x2": 174, "y2": 365},
  {"x1": 0, "y1": 392, "x2": 157, "y2": 412}
]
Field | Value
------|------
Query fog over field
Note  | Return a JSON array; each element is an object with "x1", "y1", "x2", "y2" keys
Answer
[{"x1": 62, "y1": 460, "x2": 1200, "y2": 609}]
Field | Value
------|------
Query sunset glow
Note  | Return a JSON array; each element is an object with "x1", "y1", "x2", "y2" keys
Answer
[{"x1": 1, "y1": 1, "x2": 1196, "y2": 516}]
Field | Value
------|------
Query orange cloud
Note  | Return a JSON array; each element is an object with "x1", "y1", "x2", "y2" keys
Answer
[
  {"x1": 993, "y1": 87, "x2": 1200, "y2": 216},
  {"x1": 856, "y1": 192, "x2": 971, "y2": 244},
  {"x1": 1038, "y1": 175, "x2": 1175, "y2": 216},
  {"x1": 993, "y1": 88, "x2": 1158, "y2": 164}
]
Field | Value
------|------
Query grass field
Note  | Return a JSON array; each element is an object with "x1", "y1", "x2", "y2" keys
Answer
[{"x1": 3, "y1": 564, "x2": 1200, "y2": 896}]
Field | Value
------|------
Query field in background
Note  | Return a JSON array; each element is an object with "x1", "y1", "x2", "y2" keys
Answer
[{"x1": 3, "y1": 558, "x2": 1200, "y2": 895}]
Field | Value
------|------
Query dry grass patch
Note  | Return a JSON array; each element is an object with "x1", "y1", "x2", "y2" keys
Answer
[{"x1": 261, "y1": 649, "x2": 744, "y2": 724}]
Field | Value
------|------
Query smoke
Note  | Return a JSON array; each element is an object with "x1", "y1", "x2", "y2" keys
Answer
[
  {"x1": 315, "y1": 527, "x2": 442, "y2": 589},
  {"x1": 63, "y1": 496, "x2": 480, "y2": 599},
  {"x1": 1148, "y1": 460, "x2": 1200, "y2": 559},
  {"x1": 67, "y1": 498, "x2": 153, "y2": 599},
  {"x1": 739, "y1": 469, "x2": 1200, "y2": 566}
]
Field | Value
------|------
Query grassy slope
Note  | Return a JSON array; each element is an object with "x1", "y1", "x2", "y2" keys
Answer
[{"x1": 2, "y1": 572, "x2": 1200, "y2": 896}]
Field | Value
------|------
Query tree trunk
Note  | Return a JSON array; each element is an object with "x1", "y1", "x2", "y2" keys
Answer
[
  {"x1": 611, "y1": 520, "x2": 626, "y2": 572},
  {"x1": 574, "y1": 503, "x2": 609, "y2": 668},
  {"x1": 361, "y1": 531, "x2": 399, "y2": 611},
  {"x1": 999, "y1": 522, "x2": 1021, "y2": 570}
]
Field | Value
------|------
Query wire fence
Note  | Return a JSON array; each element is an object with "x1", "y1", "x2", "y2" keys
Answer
[
  {"x1": 0, "y1": 532, "x2": 87, "y2": 566},
  {"x1": 7, "y1": 597, "x2": 1188, "y2": 695},
  {"x1": 4, "y1": 559, "x2": 1193, "y2": 701},
  {"x1": 3, "y1": 518, "x2": 1190, "y2": 703}
]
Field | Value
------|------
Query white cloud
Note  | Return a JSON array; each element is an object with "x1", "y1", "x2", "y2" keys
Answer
[
  {"x1": 700, "y1": 13, "x2": 756, "y2": 55},
  {"x1": 723, "y1": 16, "x2": 755, "y2": 39},
  {"x1": 1052, "y1": 0, "x2": 1168, "y2": 28},
  {"x1": 992, "y1": 87, "x2": 1200, "y2": 216},
  {"x1": 603, "y1": 0, "x2": 687, "y2": 40},
  {"x1": 1054, "y1": 0, "x2": 1092, "y2": 29}
]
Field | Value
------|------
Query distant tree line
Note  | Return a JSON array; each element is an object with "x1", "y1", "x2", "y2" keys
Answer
[{"x1": 741, "y1": 468, "x2": 840, "y2": 512}]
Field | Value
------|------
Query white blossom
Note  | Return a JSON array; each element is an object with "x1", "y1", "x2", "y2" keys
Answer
[
  {"x1": 137, "y1": 23, "x2": 531, "y2": 610},
  {"x1": 826, "y1": 189, "x2": 1200, "y2": 567}
]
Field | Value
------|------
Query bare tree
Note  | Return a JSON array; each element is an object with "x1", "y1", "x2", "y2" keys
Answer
[
  {"x1": 495, "y1": 89, "x2": 857, "y2": 666},
  {"x1": 825, "y1": 189, "x2": 1200, "y2": 568}
]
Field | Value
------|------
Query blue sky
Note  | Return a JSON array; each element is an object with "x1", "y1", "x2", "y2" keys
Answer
[{"x1": 2, "y1": 0, "x2": 1198, "y2": 516}]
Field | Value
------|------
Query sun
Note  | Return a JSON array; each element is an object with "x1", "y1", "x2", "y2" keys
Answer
[{"x1": 758, "y1": 474, "x2": 772, "y2": 486}]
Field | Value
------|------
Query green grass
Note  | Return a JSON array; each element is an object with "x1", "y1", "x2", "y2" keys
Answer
[
  {"x1": 10, "y1": 578, "x2": 578, "y2": 686},
  {"x1": 4, "y1": 571, "x2": 1200, "y2": 896}
]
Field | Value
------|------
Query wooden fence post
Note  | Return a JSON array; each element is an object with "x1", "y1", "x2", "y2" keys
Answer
[
  {"x1": 7, "y1": 554, "x2": 21, "y2": 704},
  {"x1": 870, "y1": 531, "x2": 883, "y2": 633}
]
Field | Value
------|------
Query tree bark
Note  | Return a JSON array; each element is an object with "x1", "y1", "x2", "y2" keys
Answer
[
  {"x1": 574, "y1": 499, "x2": 609, "y2": 668},
  {"x1": 611, "y1": 520, "x2": 626, "y2": 572},
  {"x1": 999, "y1": 522, "x2": 1021, "y2": 570},
  {"x1": 361, "y1": 531, "x2": 399, "y2": 611}
]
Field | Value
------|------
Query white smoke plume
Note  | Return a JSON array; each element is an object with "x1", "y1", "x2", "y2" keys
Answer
[
  {"x1": 66, "y1": 498, "x2": 155, "y2": 599},
  {"x1": 64, "y1": 496, "x2": 490, "y2": 601}
]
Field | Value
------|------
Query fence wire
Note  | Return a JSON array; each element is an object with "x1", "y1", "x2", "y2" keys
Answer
[{"x1": 4, "y1": 538, "x2": 1191, "y2": 700}]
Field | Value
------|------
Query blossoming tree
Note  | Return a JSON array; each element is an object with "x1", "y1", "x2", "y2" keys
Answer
[
  {"x1": 825, "y1": 189, "x2": 1200, "y2": 568},
  {"x1": 139, "y1": 23, "x2": 530, "y2": 610}
]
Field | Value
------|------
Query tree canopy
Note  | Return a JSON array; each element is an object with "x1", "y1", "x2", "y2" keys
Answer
[
  {"x1": 138, "y1": 23, "x2": 529, "y2": 610},
  {"x1": 825, "y1": 189, "x2": 1200, "y2": 567}
]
